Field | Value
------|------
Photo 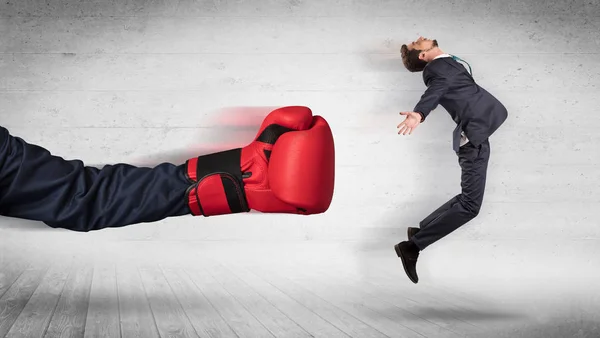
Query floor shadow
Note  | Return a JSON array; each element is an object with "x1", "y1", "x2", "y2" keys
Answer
[
  {"x1": 473, "y1": 318, "x2": 600, "y2": 338},
  {"x1": 408, "y1": 305, "x2": 527, "y2": 322}
]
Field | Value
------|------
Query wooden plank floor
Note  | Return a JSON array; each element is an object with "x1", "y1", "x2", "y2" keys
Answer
[{"x1": 1, "y1": 247, "x2": 598, "y2": 338}]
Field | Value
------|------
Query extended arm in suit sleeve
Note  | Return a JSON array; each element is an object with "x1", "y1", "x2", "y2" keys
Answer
[
  {"x1": 413, "y1": 67, "x2": 450, "y2": 122},
  {"x1": 0, "y1": 126, "x2": 191, "y2": 231}
]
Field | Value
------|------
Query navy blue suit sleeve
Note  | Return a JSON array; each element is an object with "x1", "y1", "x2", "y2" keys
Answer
[
  {"x1": 413, "y1": 66, "x2": 450, "y2": 121},
  {"x1": 0, "y1": 126, "x2": 191, "y2": 231}
]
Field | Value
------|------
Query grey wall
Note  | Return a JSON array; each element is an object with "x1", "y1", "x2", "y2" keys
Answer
[{"x1": 1, "y1": 0, "x2": 599, "y2": 299}]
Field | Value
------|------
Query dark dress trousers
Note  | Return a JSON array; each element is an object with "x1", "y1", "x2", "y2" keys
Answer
[
  {"x1": 410, "y1": 56, "x2": 508, "y2": 250},
  {"x1": 0, "y1": 126, "x2": 191, "y2": 232}
]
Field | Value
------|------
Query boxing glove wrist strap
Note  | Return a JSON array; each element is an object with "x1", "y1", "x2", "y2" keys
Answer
[{"x1": 184, "y1": 148, "x2": 250, "y2": 216}]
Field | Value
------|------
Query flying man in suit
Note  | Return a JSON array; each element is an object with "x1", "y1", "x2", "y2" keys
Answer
[{"x1": 394, "y1": 37, "x2": 508, "y2": 284}]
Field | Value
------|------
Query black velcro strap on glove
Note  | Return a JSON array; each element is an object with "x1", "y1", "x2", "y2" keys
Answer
[{"x1": 185, "y1": 148, "x2": 249, "y2": 216}]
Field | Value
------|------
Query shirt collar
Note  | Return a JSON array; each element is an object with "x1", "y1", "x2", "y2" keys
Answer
[{"x1": 433, "y1": 53, "x2": 452, "y2": 60}]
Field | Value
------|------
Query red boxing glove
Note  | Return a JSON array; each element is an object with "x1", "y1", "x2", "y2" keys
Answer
[{"x1": 184, "y1": 106, "x2": 335, "y2": 216}]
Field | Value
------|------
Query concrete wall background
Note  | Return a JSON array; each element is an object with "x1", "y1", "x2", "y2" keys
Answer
[{"x1": 1, "y1": 0, "x2": 599, "y2": 292}]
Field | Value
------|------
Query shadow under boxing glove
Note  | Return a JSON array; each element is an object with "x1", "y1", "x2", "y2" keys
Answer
[{"x1": 183, "y1": 106, "x2": 335, "y2": 216}]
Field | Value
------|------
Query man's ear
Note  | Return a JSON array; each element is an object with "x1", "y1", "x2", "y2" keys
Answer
[{"x1": 418, "y1": 52, "x2": 426, "y2": 60}]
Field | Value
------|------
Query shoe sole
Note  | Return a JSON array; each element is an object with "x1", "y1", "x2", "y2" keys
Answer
[{"x1": 394, "y1": 244, "x2": 418, "y2": 284}]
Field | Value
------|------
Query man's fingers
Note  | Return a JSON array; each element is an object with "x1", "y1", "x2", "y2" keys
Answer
[
  {"x1": 398, "y1": 118, "x2": 420, "y2": 135},
  {"x1": 398, "y1": 125, "x2": 410, "y2": 135},
  {"x1": 398, "y1": 116, "x2": 418, "y2": 135}
]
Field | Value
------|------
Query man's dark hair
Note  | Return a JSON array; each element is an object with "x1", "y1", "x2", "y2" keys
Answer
[{"x1": 401, "y1": 40, "x2": 438, "y2": 72}]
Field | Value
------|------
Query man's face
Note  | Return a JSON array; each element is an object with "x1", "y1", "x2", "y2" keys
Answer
[
  {"x1": 406, "y1": 36, "x2": 437, "y2": 52},
  {"x1": 400, "y1": 36, "x2": 438, "y2": 72}
]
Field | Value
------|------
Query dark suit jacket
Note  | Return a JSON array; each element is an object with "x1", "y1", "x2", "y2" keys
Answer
[
  {"x1": 413, "y1": 56, "x2": 508, "y2": 152},
  {"x1": 0, "y1": 125, "x2": 190, "y2": 231}
]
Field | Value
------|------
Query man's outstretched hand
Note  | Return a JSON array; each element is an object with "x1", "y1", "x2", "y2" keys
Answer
[{"x1": 397, "y1": 111, "x2": 423, "y2": 135}]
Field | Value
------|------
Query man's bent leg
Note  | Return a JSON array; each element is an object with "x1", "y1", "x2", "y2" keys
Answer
[
  {"x1": 411, "y1": 139, "x2": 491, "y2": 250},
  {"x1": 0, "y1": 126, "x2": 191, "y2": 231}
]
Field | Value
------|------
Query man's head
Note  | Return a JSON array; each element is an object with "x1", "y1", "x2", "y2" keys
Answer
[{"x1": 401, "y1": 37, "x2": 441, "y2": 72}]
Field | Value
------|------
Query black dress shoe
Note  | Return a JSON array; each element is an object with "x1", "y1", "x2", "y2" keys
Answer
[
  {"x1": 407, "y1": 227, "x2": 420, "y2": 239},
  {"x1": 394, "y1": 241, "x2": 420, "y2": 284}
]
